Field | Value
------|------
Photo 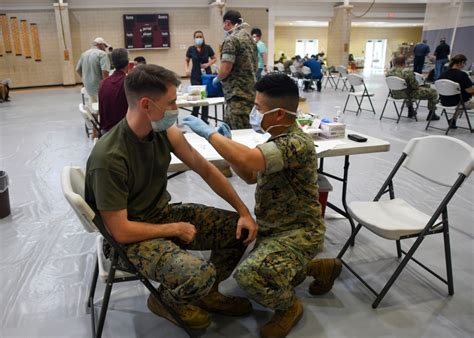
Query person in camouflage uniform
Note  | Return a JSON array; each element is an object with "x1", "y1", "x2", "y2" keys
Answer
[
  {"x1": 85, "y1": 64, "x2": 258, "y2": 330},
  {"x1": 214, "y1": 10, "x2": 258, "y2": 129},
  {"x1": 386, "y1": 55, "x2": 440, "y2": 121},
  {"x1": 182, "y1": 73, "x2": 342, "y2": 338}
]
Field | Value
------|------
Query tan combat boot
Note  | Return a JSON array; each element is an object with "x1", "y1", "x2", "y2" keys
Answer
[
  {"x1": 260, "y1": 297, "x2": 303, "y2": 338},
  {"x1": 307, "y1": 258, "x2": 342, "y2": 295},
  {"x1": 147, "y1": 294, "x2": 211, "y2": 329},
  {"x1": 196, "y1": 288, "x2": 253, "y2": 316}
]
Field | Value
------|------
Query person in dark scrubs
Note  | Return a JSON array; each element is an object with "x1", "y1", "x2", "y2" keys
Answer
[{"x1": 185, "y1": 31, "x2": 217, "y2": 124}]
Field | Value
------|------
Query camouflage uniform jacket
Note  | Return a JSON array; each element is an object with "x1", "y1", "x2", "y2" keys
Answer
[
  {"x1": 255, "y1": 123, "x2": 325, "y2": 255},
  {"x1": 220, "y1": 28, "x2": 258, "y2": 102},
  {"x1": 386, "y1": 67, "x2": 419, "y2": 99}
]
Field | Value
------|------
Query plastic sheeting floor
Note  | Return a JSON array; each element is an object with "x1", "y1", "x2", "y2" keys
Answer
[{"x1": 0, "y1": 73, "x2": 473, "y2": 338}]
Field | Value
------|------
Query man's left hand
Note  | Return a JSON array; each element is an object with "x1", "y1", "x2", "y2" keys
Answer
[{"x1": 236, "y1": 214, "x2": 258, "y2": 246}]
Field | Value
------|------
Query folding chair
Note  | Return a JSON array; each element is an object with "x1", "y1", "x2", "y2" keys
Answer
[
  {"x1": 61, "y1": 166, "x2": 196, "y2": 338},
  {"x1": 335, "y1": 65, "x2": 349, "y2": 91},
  {"x1": 426, "y1": 79, "x2": 473, "y2": 134},
  {"x1": 380, "y1": 76, "x2": 417, "y2": 123},
  {"x1": 275, "y1": 63, "x2": 285, "y2": 73},
  {"x1": 342, "y1": 74, "x2": 376, "y2": 116},
  {"x1": 338, "y1": 136, "x2": 473, "y2": 308},
  {"x1": 79, "y1": 103, "x2": 102, "y2": 139},
  {"x1": 301, "y1": 66, "x2": 314, "y2": 91},
  {"x1": 414, "y1": 72, "x2": 427, "y2": 110},
  {"x1": 322, "y1": 65, "x2": 337, "y2": 89}
]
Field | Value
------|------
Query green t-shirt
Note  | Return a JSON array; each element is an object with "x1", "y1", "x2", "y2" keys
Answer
[
  {"x1": 256, "y1": 40, "x2": 267, "y2": 69},
  {"x1": 85, "y1": 119, "x2": 173, "y2": 223}
]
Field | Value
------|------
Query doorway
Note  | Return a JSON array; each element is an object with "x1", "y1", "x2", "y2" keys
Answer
[{"x1": 364, "y1": 39, "x2": 387, "y2": 71}]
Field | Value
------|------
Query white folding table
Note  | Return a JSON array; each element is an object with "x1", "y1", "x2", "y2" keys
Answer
[{"x1": 168, "y1": 129, "x2": 390, "y2": 241}]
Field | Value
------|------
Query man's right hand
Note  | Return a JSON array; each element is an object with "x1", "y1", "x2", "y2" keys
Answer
[{"x1": 175, "y1": 222, "x2": 197, "y2": 243}]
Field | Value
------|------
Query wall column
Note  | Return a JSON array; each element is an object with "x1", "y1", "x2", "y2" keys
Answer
[
  {"x1": 327, "y1": 4, "x2": 353, "y2": 67},
  {"x1": 267, "y1": 8, "x2": 275, "y2": 67},
  {"x1": 208, "y1": 1, "x2": 226, "y2": 58},
  {"x1": 53, "y1": 2, "x2": 76, "y2": 85}
]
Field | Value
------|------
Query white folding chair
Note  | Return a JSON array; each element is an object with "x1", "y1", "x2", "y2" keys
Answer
[
  {"x1": 426, "y1": 79, "x2": 474, "y2": 134},
  {"x1": 380, "y1": 76, "x2": 417, "y2": 123},
  {"x1": 275, "y1": 63, "x2": 285, "y2": 73},
  {"x1": 61, "y1": 166, "x2": 195, "y2": 338},
  {"x1": 413, "y1": 72, "x2": 428, "y2": 109},
  {"x1": 322, "y1": 65, "x2": 337, "y2": 89},
  {"x1": 79, "y1": 103, "x2": 102, "y2": 139},
  {"x1": 342, "y1": 74, "x2": 376, "y2": 116},
  {"x1": 336, "y1": 65, "x2": 349, "y2": 91},
  {"x1": 338, "y1": 136, "x2": 474, "y2": 308},
  {"x1": 301, "y1": 66, "x2": 315, "y2": 91}
]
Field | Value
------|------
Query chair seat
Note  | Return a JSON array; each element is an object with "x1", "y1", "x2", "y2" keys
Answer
[
  {"x1": 436, "y1": 103, "x2": 474, "y2": 112},
  {"x1": 348, "y1": 198, "x2": 436, "y2": 240},
  {"x1": 349, "y1": 91, "x2": 375, "y2": 97},
  {"x1": 387, "y1": 97, "x2": 406, "y2": 102}
]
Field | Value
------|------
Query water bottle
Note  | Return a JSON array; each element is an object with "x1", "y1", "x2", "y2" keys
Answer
[{"x1": 335, "y1": 106, "x2": 343, "y2": 123}]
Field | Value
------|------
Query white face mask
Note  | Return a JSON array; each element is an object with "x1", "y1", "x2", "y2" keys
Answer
[
  {"x1": 195, "y1": 38, "x2": 203, "y2": 46},
  {"x1": 148, "y1": 99, "x2": 179, "y2": 132},
  {"x1": 249, "y1": 106, "x2": 296, "y2": 134}
]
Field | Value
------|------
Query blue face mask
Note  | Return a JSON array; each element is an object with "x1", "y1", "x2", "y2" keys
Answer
[
  {"x1": 148, "y1": 99, "x2": 178, "y2": 132},
  {"x1": 195, "y1": 38, "x2": 203, "y2": 46}
]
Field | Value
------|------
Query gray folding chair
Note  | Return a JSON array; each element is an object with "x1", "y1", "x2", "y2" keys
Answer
[
  {"x1": 338, "y1": 136, "x2": 473, "y2": 308},
  {"x1": 414, "y1": 72, "x2": 427, "y2": 110},
  {"x1": 343, "y1": 74, "x2": 376, "y2": 116},
  {"x1": 61, "y1": 166, "x2": 196, "y2": 338},
  {"x1": 335, "y1": 65, "x2": 349, "y2": 91},
  {"x1": 322, "y1": 65, "x2": 337, "y2": 89},
  {"x1": 380, "y1": 76, "x2": 417, "y2": 123},
  {"x1": 426, "y1": 79, "x2": 473, "y2": 134}
]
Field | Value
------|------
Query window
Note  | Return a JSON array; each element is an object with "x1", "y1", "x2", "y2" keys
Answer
[{"x1": 295, "y1": 39, "x2": 319, "y2": 57}]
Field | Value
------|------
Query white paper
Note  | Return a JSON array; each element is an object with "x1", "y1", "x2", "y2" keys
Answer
[{"x1": 314, "y1": 139, "x2": 345, "y2": 154}]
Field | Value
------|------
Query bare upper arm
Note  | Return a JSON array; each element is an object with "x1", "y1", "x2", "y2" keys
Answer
[
  {"x1": 100, "y1": 209, "x2": 128, "y2": 240},
  {"x1": 166, "y1": 126, "x2": 210, "y2": 173}
]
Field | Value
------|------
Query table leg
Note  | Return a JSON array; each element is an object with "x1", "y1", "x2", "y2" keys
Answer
[{"x1": 319, "y1": 155, "x2": 356, "y2": 246}]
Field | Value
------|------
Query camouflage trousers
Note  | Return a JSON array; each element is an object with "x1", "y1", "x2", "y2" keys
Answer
[
  {"x1": 234, "y1": 232, "x2": 322, "y2": 311},
  {"x1": 118, "y1": 203, "x2": 246, "y2": 305},
  {"x1": 392, "y1": 86, "x2": 438, "y2": 112},
  {"x1": 224, "y1": 97, "x2": 254, "y2": 129}
]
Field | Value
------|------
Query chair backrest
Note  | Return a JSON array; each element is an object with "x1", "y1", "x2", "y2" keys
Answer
[
  {"x1": 386, "y1": 76, "x2": 407, "y2": 91},
  {"x1": 414, "y1": 72, "x2": 425, "y2": 85},
  {"x1": 347, "y1": 73, "x2": 364, "y2": 87},
  {"x1": 61, "y1": 166, "x2": 98, "y2": 233},
  {"x1": 435, "y1": 79, "x2": 461, "y2": 97},
  {"x1": 402, "y1": 136, "x2": 474, "y2": 187},
  {"x1": 79, "y1": 103, "x2": 94, "y2": 130},
  {"x1": 276, "y1": 63, "x2": 285, "y2": 72},
  {"x1": 289, "y1": 65, "x2": 297, "y2": 74},
  {"x1": 302, "y1": 66, "x2": 311, "y2": 75},
  {"x1": 337, "y1": 65, "x2": 348, "y2": 76}
]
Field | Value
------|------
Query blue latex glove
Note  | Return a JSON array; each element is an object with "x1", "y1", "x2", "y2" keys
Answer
[
  {"x1": 212, "y1": 76, "x2": 221, "y2": 88},
  {"x1": 182, "y1": 115, "x2": 216, "y2": 140},
  {"x1": 217, "y1": 122, "x2": 232, "y2": 139}
]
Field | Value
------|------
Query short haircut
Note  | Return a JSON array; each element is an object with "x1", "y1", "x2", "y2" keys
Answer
[
  {"x1": 134, "y1": 56, "x2": 146, "y2": 64},
  {"x1": 251, "y1": 28, "x2": 262, "y2": 37},
  {"x1": 111, "y1": 48, "x2": 129, "y2": 70},
  {"x1": 449, "y1": 54, "x2": 467, "y2": 68},
  {"x1": 255, "y1": 73, "x2": 299, "y2": 113},
  {"x1": 223, "y1": 10, "x2": 242, "y2": 24},
  {"x1": 393, "y1": 55, "x2": 406, "y2": 67},
  {"x1": 124, "y1": 64, "x2": 181, "y2": 107}
]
